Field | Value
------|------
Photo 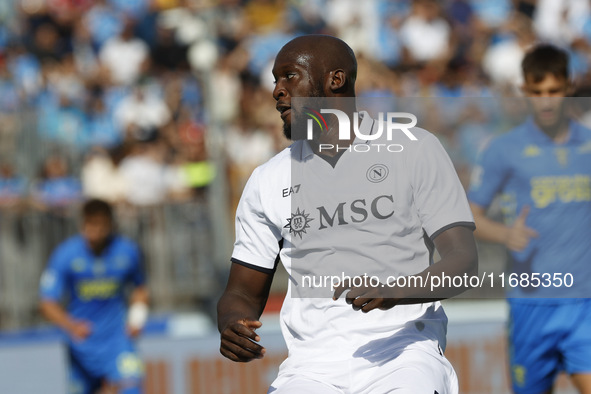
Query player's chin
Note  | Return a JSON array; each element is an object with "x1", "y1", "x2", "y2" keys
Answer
[{"x1": 536, "y1": 113, "x2": 561, "y2": 128}]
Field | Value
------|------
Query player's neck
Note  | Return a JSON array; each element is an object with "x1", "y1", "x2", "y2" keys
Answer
[
  {"x1": 309, "y1": 103, "x2": 357, "y2": 158},
  {"x1": 86, "y1": 236, "x2": 113, "y2": 256},
  {"x1": 538, "y1": 117, "x2": 570, "y2": 144}
]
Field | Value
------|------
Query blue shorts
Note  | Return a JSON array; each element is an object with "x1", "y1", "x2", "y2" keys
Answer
[
  {"x1": 508, "y1": 299, "x2": 591, "y2": 393},
  {"x1": 68, "y1": 338, "x2": 143, "y2": 394}
]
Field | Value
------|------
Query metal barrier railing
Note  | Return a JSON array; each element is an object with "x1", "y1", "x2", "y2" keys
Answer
[{"x1": 0, "y1": 200, "x2": 225, "y2": 330}]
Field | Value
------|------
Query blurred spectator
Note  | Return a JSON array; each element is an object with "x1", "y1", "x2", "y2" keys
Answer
[
  {"x1": 114, "y1": 82, "x2": 171, "y2": 136},
  {"x1": 151, "y1": 23, "x2": 188, "y2": 72},
  {"x1": 28, "y1": 23, "x2": 68, "y2": 63},
  {"x1": 0, "y1": 54, "x2": 20, "y2": 113},
  {"x1": 118, "y1": 132, "x2": 186, "y2": 206},
  {"x1": 99, "y1": 19, "x2": 149, "y2": 86},
  {"x1": 243, "y1": 0, "x2": 285, "y2": 34},
  {"x1": 226, "y1": 117, "x2": 275, "y2": 211},
  {"x1": 46, "y1": 54, "x2": 85, "y2": 104},
  {"x1": 70, "y1": 19, "x2": 99, "y2": 79},
  {"x1": 286, "y1": 0, "x2": 326, "y2": 35},
  {"x1": 0, "y1": 54, "x2": 20, "y2": 156},
  {"x1": 84, "y1": 0, "x2": 124, "y2": 49},
  {"x1": 209, "y1": 55, "x2": 242, "y2": 124},
  {"x1": 108, "y1": 0, "x2": 150, "y2": 20},
  {"x1": 399, "y1": 0, "x2": 452, "y2": 64},
  {"x1": 213, "y1": 0, "x2": 249, "y2": 53},
  {"x1": 31, "y1": 154, "x2": 83, "y2": 256},
  {"x1": 244, "y1": 29, "x2": 295, "y2": 83},
  {"x1": 31, "y1": 154, "x2": 82, "y2": 210},
  {"x1": 469, "y1": 0, "x2": 511, "y2": 29},
  {"x1": 81, "y1": 147, "x2": 126, "y2": 203},
  {"x1": 325, "y1": 0, "x2": 380, "y2": 60},
  {"x1": 446, "y1": 0, "x2": 475, "y2": 60},
  {"x1": 83, "y1": 90, "x2": 123, "y2": 149},
  {"x1": 7, "y1": 44, "x2": 42, "y2": 101},
  {"x1": 481, "y1": 13, "x2": 535, "y2": 87},
  {"x1": 37, "y1": 90, "x2": 86, "y2": 149},
  {"x1": 0, "y1": 162, "x2": 27, "y2": 210},
  {"x1": 178, "y1": 125, "x2": 215, "y2": 195},
  {"x1": 533, "y1": 0, "x2": 589, "y2": 46}
]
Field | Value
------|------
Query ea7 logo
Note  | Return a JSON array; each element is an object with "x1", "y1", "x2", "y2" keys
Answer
[
  {"x1": 317, "y1": 195, "x2": 394, "y2": 230},
  {"x1": 282, "y1": 184, "x2": 301, "y2": 197}
]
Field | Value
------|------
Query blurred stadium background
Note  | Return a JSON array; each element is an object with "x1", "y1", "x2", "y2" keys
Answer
[{"x1": 0, "y1": 0, "x2": 590, "y2": 392}]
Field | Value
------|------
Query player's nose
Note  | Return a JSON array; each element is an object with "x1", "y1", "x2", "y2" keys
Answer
[{"x1": 273, "y1": 82, "x2": 287, "y2": 101}]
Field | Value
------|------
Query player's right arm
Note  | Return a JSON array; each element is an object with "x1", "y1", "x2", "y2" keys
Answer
[
  {"x1": 39, "y1": 300, "x2": 91, "y2": 341},
  {"x1": 39, "y1": 247, "x2": 91, "y2": 341},
  {"x1": 217, "y1": 263, "x2": 274, "y2": 362},
  {"x1": 218, "y1": 165, "x2": 282, "y2": 362},
  {"x1": 468, "y1": 137, "x2": 538, "y2": 252},
  {"x1": 471, "y1": 202, "x2": 538, "y2": 252}
]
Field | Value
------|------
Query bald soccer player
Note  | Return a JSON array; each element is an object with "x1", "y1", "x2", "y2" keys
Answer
[{"x1": 217, "y1": 35, "x2": 478, "y2": 394}]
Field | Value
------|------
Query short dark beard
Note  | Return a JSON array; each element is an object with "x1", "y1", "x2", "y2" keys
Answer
[
  {"x1": 282, "y1": 85, "x2": 324, "y2": 140},
  {"x1": 282, "y1": 120, "x2": 292, "y2": 140}
]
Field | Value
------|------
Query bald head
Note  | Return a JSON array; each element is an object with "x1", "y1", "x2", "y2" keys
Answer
[
  {"x1": 274, "y1": 35, "x2": 357, "y2": 97},
  {"x1": 272, "y1": 35, "x2": 357, "y2": 139}
]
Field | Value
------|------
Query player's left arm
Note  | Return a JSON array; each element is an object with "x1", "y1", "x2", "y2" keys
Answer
[
  {"x1": 126, "y1": 243, "x2": 149, "y2": 338},
  {"x1": 333, "y1": 225, "x2": 477, "y2": 312},
  {"x1": 398, "y1": 225, "x2": 478, "y2": 303},
  {"x1": 334, "y1": 132, "x2": 478, "y2": 311},
  {"x1": 127, "y1": 285, "x2": 149, "y2": 338}
]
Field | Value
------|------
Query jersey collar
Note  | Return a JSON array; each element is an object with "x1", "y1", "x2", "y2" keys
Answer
[
  {"x1": 524, "y1": 116, "x2": 583, "y2": 145},
  {"x1": 352, "y1": 111, "x2": 376, "y2": 146},
  {"x1": 297, "y1": 111, "x2": 376, "y2": 160}
]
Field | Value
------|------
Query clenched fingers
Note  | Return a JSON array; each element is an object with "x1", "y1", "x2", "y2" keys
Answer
[{"x1": 220, "y1": 322, "x2": 265, "y2": 362}]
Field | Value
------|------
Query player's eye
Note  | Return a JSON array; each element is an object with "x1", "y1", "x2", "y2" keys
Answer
[{"x1": 287, "y1": 73, "x2": 295, "y2": 79}]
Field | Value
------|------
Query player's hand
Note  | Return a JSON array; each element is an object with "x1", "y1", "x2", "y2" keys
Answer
[
  {"x1": 505, "y1": 206, "x2": 538, "y2": 252},
  {"x1": 67, "y1": 320, "x2": 92, "y2": 341},
  {"x1": 126, "y1": 325, "x2": 142, "y2": 339},
  {"x1": 333, "y1": 277, "x2": 399, "y2": 313},
  {"x1": 219, "y1": 319, "x2": 266, "y2": 362}
]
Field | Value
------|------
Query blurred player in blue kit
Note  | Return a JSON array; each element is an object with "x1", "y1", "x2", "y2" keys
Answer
[
  {"x1": 469, "y1": 44, "x2": 591, "y2": 393},
  {"x1": 40, "y1": 199, "x2": 149, "y2": 394}
]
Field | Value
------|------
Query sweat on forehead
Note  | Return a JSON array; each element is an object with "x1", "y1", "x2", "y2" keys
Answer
[{"x1": 276, "y1": 35, "x2": 357, "y2": 76}]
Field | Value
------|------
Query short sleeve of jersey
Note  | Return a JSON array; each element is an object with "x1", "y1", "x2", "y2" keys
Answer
[
  {"x1": 409, "y1": 133, "x2": 475, "y2": 239},
  {"x1": 231, "y1": 167, "x2": 282, "y2": 273},
  {"x1": 467, "y1": 137, "x2": 509, "y2": 208},
  {"x1": 39, "y1": 247, "x2": 68, "y2": 301}
]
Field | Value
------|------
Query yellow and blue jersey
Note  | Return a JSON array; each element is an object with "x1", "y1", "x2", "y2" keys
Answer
[
  {"x1": 468, "y1": 117, "x2": 591, "y2": 300},
  {"x1": 40, "y1": 234, "x2": 145, "y2": 347}
]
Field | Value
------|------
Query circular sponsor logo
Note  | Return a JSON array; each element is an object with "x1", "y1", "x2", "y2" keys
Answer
[
  {"x1": 366, "y1": 164, "x2": 389, "y2": 183},
  {"x1": 284, "y1": 208, "x2": 313, "y2": 239}
]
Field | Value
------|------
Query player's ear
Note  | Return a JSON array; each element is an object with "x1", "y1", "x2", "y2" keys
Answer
[{"x1": 328, "y1": 69, "x2": 347, "y2": 93}]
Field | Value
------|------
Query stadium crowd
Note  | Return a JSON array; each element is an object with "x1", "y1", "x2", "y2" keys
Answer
[{"x1": 2, "y1": 0, "x2": 591, "y2": 328}]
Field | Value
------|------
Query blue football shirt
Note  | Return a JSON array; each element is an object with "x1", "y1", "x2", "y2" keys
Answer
[
  {"x1": 40, "y1": 234, "x2": 145, "y2": 348},
  {"x1": 468, "y1": 118, "x2": 591, "y2": 299}
]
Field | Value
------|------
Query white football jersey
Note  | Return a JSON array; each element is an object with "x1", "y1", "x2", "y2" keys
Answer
[{"x1": 232, "y1": 121, "x2": 474, "y2": 366}]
